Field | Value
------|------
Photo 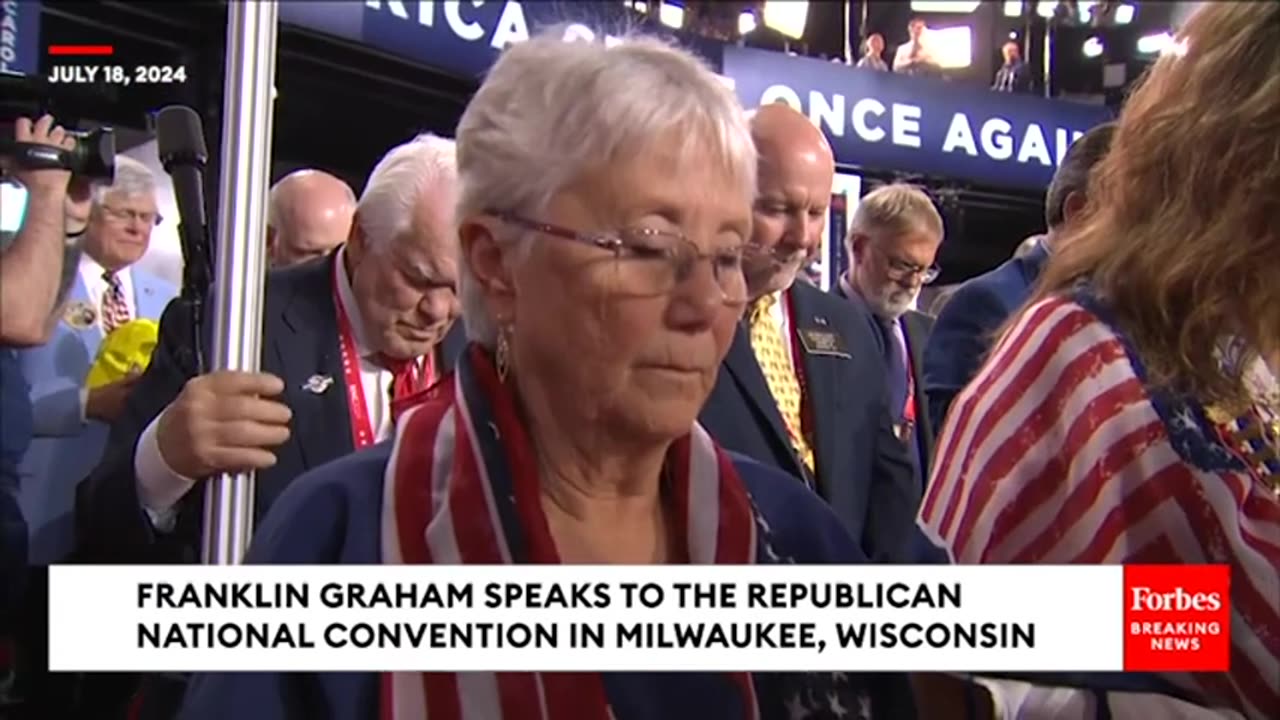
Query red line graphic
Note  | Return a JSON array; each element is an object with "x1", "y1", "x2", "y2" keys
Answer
[{"x1": 48, "y1": 45, "x2": 115, "y2": 57}]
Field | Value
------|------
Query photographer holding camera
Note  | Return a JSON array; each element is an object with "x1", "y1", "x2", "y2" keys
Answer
[{"x1": 0, "y1": 113, "x2": 92, "y2": 707}]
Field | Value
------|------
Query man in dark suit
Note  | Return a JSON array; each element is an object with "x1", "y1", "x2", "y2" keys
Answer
[
  {"x1": 698, "y1": 104, "x2": 923, "y2": 564},
  {"x1": 834, "y1": 183, "x2": 944, "y2": 484},
  {"x1": 992, "y1": 41, "x2": 1033, "y2": 93},
  {"x1": 72, "y1": 134, "x2": 466, "y2": 718},
  {"x1": 923, "y1": 123, "x2": 1115, "y2": 433}
]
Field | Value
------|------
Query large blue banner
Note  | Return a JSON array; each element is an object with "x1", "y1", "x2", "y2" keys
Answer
[
  {"x1": 280, "y1": 1, "x2": 1112, "y2": 190},
  {"x1": 722, "y1": 46, "x2": 1113, "y2": 189},
  {"x1": 0, "y1": 0, "x2": 41, "y2": 76},
  {"x1": 280, "y1": 0, "x2": 721, "y2": 84}
]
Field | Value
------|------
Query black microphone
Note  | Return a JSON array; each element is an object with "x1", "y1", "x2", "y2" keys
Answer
[
  {"x1": 156, "y1": 105, "x2": 212, "y2": 372},
  {"x1": 156, "y1": 105, "x2": 209, "y2": 242}
]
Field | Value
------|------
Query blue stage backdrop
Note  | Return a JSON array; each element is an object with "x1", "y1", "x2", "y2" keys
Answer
[
  {"x1": 281, "y1": 1, "x2": 1113, "y2": 190},
  {"x1": 721, "y1": 46, "x2": 1114, "y2": 190},
  {"x1": 280, "y1": 0, "x2": 723, "y2": 83}
]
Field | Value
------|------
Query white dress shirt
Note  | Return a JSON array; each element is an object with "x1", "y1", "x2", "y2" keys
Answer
[
  {"x1": 893, "y1": 40, "x2": 937, "y2": 74},
  {"x1": 134, "y1": 248, "x2": 397, "y2": 529},
  {"x1": 77, "y1": 255, "x2": 137, "y2": 420}
]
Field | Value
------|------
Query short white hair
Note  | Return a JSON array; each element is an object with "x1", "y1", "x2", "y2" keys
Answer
[
  {"x1": 93, "y1": 155, "x2": 156, "y2": 207},
  {"x1": 846, "y1": 183, "x2": 944, "y2": 250},
  {"x1": 357, "y1": 133, "x2": 457, "y2": 250},
  {"x1": 455, "y1": 28, "x2": 756, "y2": 347}
]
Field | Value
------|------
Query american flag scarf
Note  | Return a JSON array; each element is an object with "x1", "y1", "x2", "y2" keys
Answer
[
  {"x1": 921, "y1": 290, "x2": 1280, "y2": 719},
  {"x1": 379, "y1": 345, "x2": 762, "y2": 720}
]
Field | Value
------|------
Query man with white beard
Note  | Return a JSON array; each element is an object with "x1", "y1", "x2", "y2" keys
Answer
[{"x1": 835, "y1": 183, "x2": 944, "y2": 485}]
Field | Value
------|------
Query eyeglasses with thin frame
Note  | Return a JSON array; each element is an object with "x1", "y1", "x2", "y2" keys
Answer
[
  {"x1": 874, "y1": 244, "x2": 940, "y2": 285},
  {"x1": 488, "y1": 211, "x2": 750, "y2": 303},
  {"x1": 101, "y1": 205, "x2": 162, "y2": 227}
]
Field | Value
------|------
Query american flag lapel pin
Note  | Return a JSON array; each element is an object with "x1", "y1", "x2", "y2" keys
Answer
[{"x1": 302, "y1": 374, "x2": 334, "y2": 394}]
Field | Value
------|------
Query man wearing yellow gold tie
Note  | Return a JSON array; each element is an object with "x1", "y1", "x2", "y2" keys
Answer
[{"x1": 698, "y1": 103, "x2": 923, "y2": 563}]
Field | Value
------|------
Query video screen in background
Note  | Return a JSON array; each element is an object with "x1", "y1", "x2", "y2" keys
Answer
[
  {"x1": 0, "y1": 180, "x2": 28, "y2": 234},
  {"x1": 817, "y1": 172, "x2": 862, "y2": 291}
]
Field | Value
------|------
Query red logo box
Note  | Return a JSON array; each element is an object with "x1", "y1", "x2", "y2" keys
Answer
[{"x1": 1123, "y1": 564, "x2": 1230, "y2": 672}]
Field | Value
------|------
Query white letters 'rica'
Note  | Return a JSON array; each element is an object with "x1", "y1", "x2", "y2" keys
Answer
[
  {"x1": 1130, "y1": 587, "x2": 1224, "y2": 613},
  {"x1": 367, "y1": 0, "x2": 623, "y2": 50},
  {"x1": 760, "y1": 84, "x2": 1084, "y2": 167},
  {"x1": 366, "y1": 2, "x2": 1081, "y2": 168},
  {"x1": 367, "y1": 1, "x2": 734, "y2": 86}
]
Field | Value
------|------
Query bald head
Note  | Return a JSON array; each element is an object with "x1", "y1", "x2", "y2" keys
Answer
[
  {"x1": 267, "y1": 169, "x2": 357, "y2": 268},
  {"x1": 744, "y1": 103, "x2": 836, "y2": 298},
  {"x1": 749, "y1": 103, "x2": 835, "y2": 172}
]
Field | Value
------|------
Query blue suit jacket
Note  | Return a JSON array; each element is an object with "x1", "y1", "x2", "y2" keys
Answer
[
  {"x1": 833, "y1": 285, "x2": 936, "y2": 482},
  {"x1": 16, "y1": 267, "x2": 174, "y2": 563},
  {"x1": 922, "y1": 241, "x2": 1049, "y2": 433},
  {"x1": 177, "y1": 444, "x2": 1187, "y2": 719},
  {"x1": 179, "y1": 445, "x2": 922, "y2": 720},
  {"x1": 73, "y1": 254, "x2": 469, "y2": 720},
  {"x1": 75, "y1": 253, "x2": 468, "y2": 567},
  {"x1": 698, "y1": 282, "x2": 928, "y2": 564},
  {"x1": 1, "y1": 349, "x2": 32, "y2": 626}
]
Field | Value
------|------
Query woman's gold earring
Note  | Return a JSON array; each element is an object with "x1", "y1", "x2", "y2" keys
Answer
[{"x1": 495, "y1": 329, "x2": 511, "y2": 382}]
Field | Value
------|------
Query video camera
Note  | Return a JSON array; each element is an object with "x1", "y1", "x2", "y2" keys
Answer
[{"x1": 0, "y1": 72, "x2": 116, "y2": 180}]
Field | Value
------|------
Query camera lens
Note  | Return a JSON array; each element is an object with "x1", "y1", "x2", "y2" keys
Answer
[{"x1": 64, "y1": 127, "x2": 116, "y2": 180}]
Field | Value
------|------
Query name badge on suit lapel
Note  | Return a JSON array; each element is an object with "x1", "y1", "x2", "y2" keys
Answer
[{"x1": 797, "y1": 322, "x2": 851, "y2": 359}]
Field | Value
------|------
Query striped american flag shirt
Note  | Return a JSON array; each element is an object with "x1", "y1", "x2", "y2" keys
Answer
[{"x1": 919, "y1": 294, "x2": 1280, "y2": 720}]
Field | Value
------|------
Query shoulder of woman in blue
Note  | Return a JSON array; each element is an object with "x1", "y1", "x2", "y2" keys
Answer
[
  {"x1": 246, "y1": 446, "x2": 872, "y2": 567},
  {"x1": 729, "y1": 451, "x2": 870, "y2": 565}
]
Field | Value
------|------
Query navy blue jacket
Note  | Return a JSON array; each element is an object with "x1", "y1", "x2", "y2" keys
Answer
[
  {"x1": 922, "y1": 241, "x2": 1050, "y2": 433},
  {"x1": 0, "y1": 348, "x2": 31, "y2": 627},
  {"x1": 698, "y1": 282, "x2": 925, "y2": 563},
  {"x1": 833, "y1": 284, "x2": 936, "y2": 483},
  {"x1": 179, "y1": 446, "x2": 922, "y2": 720},
  {"x1": 75, "y1": 252, "x2": 466, "y2": 566}
]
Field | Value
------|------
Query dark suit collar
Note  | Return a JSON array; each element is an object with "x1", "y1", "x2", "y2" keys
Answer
[
  {"x1": 279, "y1": 251, "x2": 341, "y2": 337},
  {"x1": 834, "y1": 273, "x2": 858, "y2": 302},
  {"x1": 787, "y1": 283, "x2": 848, "y2": 487},
  {"x1": 436, "y1": 322, "x2": 468, "y2": 373},
  {"x1": 1015, "y1": 236, "x2": 1052, "y2": 287},
  {"x1": 271, "y1": 252, "x2": 354, "y2": 469},
  {"x1": 722, "y1": 323, "x2": 803, "y2": 478}
]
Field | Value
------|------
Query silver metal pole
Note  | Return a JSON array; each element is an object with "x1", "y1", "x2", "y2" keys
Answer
[
  {"x1": 201, "y1": 0, "x2": 278, "y2": 565},
  {"x1": 843, "y1": 1, "x2": 852, "y2": 64},
  {"x1": 1042, "y1": 9, "x2": 1053, "y2": 98}
]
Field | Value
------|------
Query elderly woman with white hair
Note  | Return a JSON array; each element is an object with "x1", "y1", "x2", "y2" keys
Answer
[{"x1": 179, "y1": 28, "x2": 922, "y2": 720}]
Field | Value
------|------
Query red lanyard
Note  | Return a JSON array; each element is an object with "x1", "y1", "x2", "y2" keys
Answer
[
  {"x1": 903, "y1": 353, "x2": 917, "y2": 424},
  {"x1": 332, "y1": 262, "x2": 376, "y2": 450},
  {"x1": 895, "y1": 321, "x2": 917, "y2": 425}
]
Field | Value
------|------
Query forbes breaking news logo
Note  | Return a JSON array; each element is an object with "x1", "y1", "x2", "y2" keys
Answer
[{"x1": 1123, "y1": 565, "x2": 1230, "y2": 672}]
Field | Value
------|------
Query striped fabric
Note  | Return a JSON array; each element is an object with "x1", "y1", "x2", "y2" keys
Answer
[
  {"x1": 920, "y1": 294, "x2": 1280, "y2": 720},
  {"x1": 378, "y1": 345, "x2": 761, "y2": 720},
  {"x1": 100, "y1": 271, "x2": 130, "y2": 334},
  {"x1": 748, "y1": 293, "x2": 814, "y2": 472}
]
